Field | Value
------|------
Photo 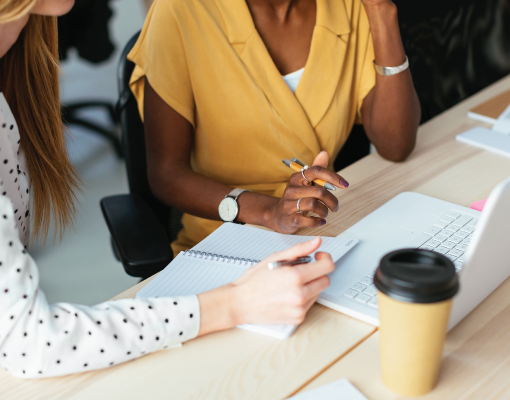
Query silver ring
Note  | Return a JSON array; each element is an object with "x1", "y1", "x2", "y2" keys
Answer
[
  {"x1": 297, "y1": 198, "x2": 304, "y2": 213},
  {"x1": 301, "y1": 168, "x2": 312, "y2": 184}
]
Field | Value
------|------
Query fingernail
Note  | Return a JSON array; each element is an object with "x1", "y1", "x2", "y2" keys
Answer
[
  {"x1": 340, "y1": 179, "x2": 349, "y2": 188},
  {"x1": 320, "y1": 219, "x2": 327, "y2": 225}
]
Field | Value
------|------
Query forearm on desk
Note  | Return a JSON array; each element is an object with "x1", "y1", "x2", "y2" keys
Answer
[{"x1": 361, "y1": 1, "x2": 421, "y2": 162}]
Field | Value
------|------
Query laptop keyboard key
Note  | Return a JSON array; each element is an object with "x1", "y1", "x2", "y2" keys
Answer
[
  {"x1": 440, "y1": 216, "x2": 455, "y2": 223},
  {"x1": 446, "y1": 253, "x2": 458, "y2": 261},
  {"x1": 454, "y1": 260, "x2": 463, "y2": 269},
  {"x1": 351, "y1": 282, "x2": 367, "y2": 292},
  {"x1": 359, "y1": 277, "x2": 372, "y2": 285},
  {"x1": 420, "y1": 245, "x2": 435, "y2": 251},
  {"x1": 344, "y1": 289, "x2": 359, "y2": 299},
  {"x1": 434, "y1": 221, "x2": 449, "y2": 229},
  {"x1": 449, "y1": 236, "x2": 463, "y2": 244},
  {"x1": 424, "y1": 226, "x2": 442, "y2": 236},
  {"x1": 355, "y1": 293, "x2": 372, "y2": 303},
  {"x1": 454, "y1": 231, "x2": 470, "y2": 239},
  {"x1": 446, "y1": 211, "x2": 462, "y2": 219},
  {"x1": 445, "y1": 225, "x2": 459, "y2": 232},
  {"x1": 443, "y1": 241, "x2": 456, "y2": 249},
  {"x1": 455, "y1": 244, "x2": 468, "y2": 252},
  {"x1": 449, "y1": 249, "x2": 464, "y2": 258},
  {"x1": 438, "y1": 229, "x2": 453, "y2": 237},
  {"x1": 425, "y1": 239, "x2": 441, "y2": 248},
  {"x1": 452, "y1": 215, "x2": 472, "y2": 227},
  {"x1": 433, "y1": 234, "x2": 447, "y2": 242},
  {"x1": 461, "y1": 226, "x2": 475, "y2": 234},
  {"x1": 435, "y1": 246, "x2": 449, "y2": 254},
  {"x1": 363, "y1": 284, "x2": 378, "y2": 296}
]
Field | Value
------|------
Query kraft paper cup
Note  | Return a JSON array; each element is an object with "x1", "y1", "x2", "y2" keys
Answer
[{"x1": 374, "y1": 249, "x2": 459, "y2": 397}]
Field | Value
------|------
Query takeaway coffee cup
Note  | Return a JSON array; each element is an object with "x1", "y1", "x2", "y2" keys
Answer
[{"x1": 373, "y1": 249, "x2": 459, "y2": 397}]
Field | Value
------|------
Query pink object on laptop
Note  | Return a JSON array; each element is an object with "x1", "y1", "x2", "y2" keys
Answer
[{"x1": 471, "y1": 199, "x2": 488, "y2": 211}]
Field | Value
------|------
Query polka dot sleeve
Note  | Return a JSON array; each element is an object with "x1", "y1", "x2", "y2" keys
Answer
[
  {"x1": 0, "y1": 93, "x2": 31, "y2": 248},
  {"x1": 0, "y1": 197, "x2": 200, "y2": 378}
]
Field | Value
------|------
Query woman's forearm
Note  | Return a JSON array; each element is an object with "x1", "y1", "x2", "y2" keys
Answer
[
  {"x1": 148, "y1": 161, "x2": 279, "y2": 229},
  {"x1": 362, "y1": 2, "x2": 421, "y2": 162},
  {"x1": 196, "y1": 284, "x2": 240, "y2": 337}
]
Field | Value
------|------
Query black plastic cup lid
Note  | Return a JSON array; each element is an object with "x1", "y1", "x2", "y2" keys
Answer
[{"x1": 373, "y1": 249, "x2": 459, "y2": 304}]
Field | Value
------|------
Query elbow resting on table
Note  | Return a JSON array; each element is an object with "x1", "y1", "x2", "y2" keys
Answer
[{"x1": 376, "y1": 133, "x2": 417, "y2": 163}]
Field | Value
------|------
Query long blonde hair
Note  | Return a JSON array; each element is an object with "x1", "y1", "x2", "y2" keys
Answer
[{"x1": 0, "y1": 2, "x2": 79, "y2": 243}]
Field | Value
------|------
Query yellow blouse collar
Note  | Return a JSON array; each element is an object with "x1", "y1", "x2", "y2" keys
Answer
[{"x1": 215, "y1": 0, "x2": 353, "y2": 160}]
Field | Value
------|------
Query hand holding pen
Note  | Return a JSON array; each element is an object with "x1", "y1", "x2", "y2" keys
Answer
[{"x1": 270, "y1": 151, "x2": 349, "y2": 234}]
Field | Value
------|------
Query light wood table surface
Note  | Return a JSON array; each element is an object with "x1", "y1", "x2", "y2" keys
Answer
[
  {"x1": 296, "y1": 75, "x2": 510, "y2": 399},
  {"x1": 3, "y1": 74, "x2": 510, "y2": 399}
]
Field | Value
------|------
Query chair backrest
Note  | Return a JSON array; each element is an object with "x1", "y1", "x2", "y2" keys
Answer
[
  {"x1": 395, "y1": 0, "x2": 510, "y2": 123},
  {"x1": 116, "y1": 31, "x2": 172, "y2": 236}
]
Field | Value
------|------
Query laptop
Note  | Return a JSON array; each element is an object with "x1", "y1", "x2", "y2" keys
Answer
[{"x1": 318, "y1": 176, "x2": 510, "y2": 331}]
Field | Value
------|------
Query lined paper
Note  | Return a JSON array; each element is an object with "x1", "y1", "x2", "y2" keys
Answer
[
  {"x1": 139, "y1": 255, "x2": 246, "y2": 298},
  {"x1": 137, "y1": 224, "x2": 358, "y2": 339}
]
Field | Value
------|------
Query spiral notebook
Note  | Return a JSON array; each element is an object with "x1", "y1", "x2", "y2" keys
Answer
[{"x1": 137, "y1": 223, "x2": 358, "y2": 339}]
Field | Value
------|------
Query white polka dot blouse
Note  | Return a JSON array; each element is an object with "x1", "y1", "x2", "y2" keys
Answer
[
  {"x1": 0, "y1": 93, "x2": 30, "y2": 248},
  {"x1": 0, "y1": 196, "x2": 200, "y2": 379}
]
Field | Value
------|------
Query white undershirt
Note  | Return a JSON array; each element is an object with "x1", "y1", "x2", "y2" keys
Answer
[{"x1": 282, "y1": 67, "x2": 305, "y2": 93}]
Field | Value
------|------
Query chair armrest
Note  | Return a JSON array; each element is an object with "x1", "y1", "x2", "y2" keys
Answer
[{"x1": 100, "y1": 194, "x2": 173, "y2": 278}]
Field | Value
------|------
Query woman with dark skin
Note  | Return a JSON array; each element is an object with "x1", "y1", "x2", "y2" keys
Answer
[{"x1": 134, "y1": 0, "x2": 420, "y2": 251}]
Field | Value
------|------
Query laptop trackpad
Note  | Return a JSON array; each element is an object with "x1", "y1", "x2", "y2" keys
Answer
[{"x1": 334, "y1": 220, "x2": 414, "y2": 276}]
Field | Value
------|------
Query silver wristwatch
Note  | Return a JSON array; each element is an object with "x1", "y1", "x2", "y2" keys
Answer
[{"x1": 218, "y1": 188, "x2": 251, "y2": 223}]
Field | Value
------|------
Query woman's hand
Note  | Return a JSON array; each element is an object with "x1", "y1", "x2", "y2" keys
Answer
[
  {"x1": 197, "y1": 238, "x2": 334, "y2": 336},
  {"x1": 268, "y1": 151, "x2": 349, "y2": 234}
]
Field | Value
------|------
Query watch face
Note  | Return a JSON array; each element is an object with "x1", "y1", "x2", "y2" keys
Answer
[{"x1": 219, "y1": 197, "x2": 238, "y2": 222}]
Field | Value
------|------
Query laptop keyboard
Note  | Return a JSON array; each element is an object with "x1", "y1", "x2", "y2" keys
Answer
[{"x1": 343, "y1": 211, "x2": 478, "y2": 308}]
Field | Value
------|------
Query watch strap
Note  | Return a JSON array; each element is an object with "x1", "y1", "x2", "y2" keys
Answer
[{"x1": 226, "y1": 188, "x2": 251, "y2": 200}]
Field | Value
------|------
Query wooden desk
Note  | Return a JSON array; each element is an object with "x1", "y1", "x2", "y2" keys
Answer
[
  {"x1": 296, "y1": 75, "x2": 510, "y2": 399},
  {"x1": 3, "y1": 74, "x2": 510, "y2": 399}
]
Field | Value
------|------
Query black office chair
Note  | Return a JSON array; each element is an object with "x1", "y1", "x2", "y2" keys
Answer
[
  {"x1": 100, "y1": 32, "x2": 175, "y2": 280},
  {"x1": 58, "y1": 0, "x2": 123, "y2": 158}
]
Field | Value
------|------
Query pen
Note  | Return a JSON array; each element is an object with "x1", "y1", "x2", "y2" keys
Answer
[
  {"x1": 267, "y1": 256, "x2": 313, "y2": 270},
  {"x1": 282, "y1": 158, "x2": 336, "y2": 191}
]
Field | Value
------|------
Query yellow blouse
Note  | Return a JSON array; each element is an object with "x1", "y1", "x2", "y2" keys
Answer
[{"x1": 129, "y1": 0, "x2": 376, "y2": 254}]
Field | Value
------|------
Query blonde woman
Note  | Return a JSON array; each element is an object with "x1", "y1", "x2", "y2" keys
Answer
[{"x1": 0, "y1": 0, "x2": 334, "y2": 378}]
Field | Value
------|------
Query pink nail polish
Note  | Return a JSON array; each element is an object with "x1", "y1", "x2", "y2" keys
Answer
[
  {"x1": 321, "y1": 219, "x2": 327, "y2": 225},
  {"x1": 341, "y1": 179, "x2": 349, "y2": 188}
]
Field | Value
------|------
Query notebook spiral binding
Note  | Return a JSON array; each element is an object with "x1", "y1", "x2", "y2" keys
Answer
[{"x1": 183, "y1": 249, "x2": 259, "y2": 266}]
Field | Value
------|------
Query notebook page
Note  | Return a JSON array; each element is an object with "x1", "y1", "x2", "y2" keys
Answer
[
  {"x1": 137, "y1": 252, "x2": 248, "y2": 298},
  {"x1": 193, "y1": 223, "x2": 357, "y2": 262}
]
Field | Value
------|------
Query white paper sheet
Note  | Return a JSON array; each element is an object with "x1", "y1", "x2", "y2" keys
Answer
[
  {"x1": 492, "y1": 103, "x2": 510, "y2": 135},
  {"x1": 288, "y1": 379, "x2": 369, "y2": 400}
]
